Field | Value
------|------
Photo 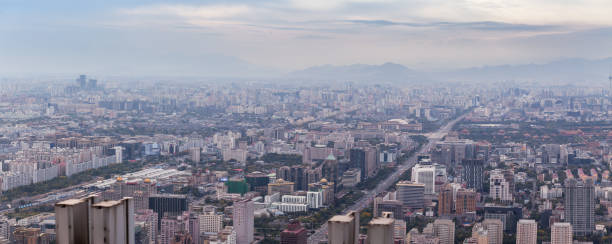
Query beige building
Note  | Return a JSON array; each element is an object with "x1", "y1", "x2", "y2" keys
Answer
[
  {"x1": 516, "y1": 219, "x2": 537, "y2": 244},
  {"x1": 433, "y1": 219, "x2": 455, "y2": 244},
  {"x1": 366, "y1": 213, "x2": 395, "y2": 244},
  {"x1": 328, "y1": 211, "x2": 359, "y2": 244},
  {"x1": 551, "y1": 222, "x2": 573, "y2": 244}
]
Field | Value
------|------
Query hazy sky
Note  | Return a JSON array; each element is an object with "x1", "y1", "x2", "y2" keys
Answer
[{"x1": 2, "y1": 0, "x2": 612, "y2": 76}]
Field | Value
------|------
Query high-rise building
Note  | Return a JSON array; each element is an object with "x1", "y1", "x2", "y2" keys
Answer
[
  {"x1": 13, "y1": 227, "x2": 40, "y2": 244},
  {"x1": 462, "y1": 159, "x2": 484, "y2": 191},
  {"x1": 490, "y1": 169, "x2": 512, "y2": 202},
  {"x1": 233, "y1": 200, "x2": 254, "y2": 244},
  {"x1": 373, "y1": 197, "x2": 403, "y2": 219},
  {"x1": 483, "y1": 204, "x2": 522, "y2": 232},
  {"x1": 135, "y1": 209, "x2": 158, "y2": 244},
  {"x1": 246, "y1": 171, "x2": 270, "y2": 195},
  {"x1": 328, "y1": 211, "x2": 359, "y2": 244},
  {"x1": 438, "y1": 186, "x2": 453, "y2": 216},
  {"x1": 516, "y1": 219, "x2": 537, "y2": 244},
  {"x1": 199, "y1": 211, "x2": 223, "y2": 234},
  {"x1": 189, "y1": 214, "x2": 200, "y2": 244},
  {"x1": 433, "y1": 219, "x2": 455, "y2": 244},
  {"x1": 455, "y1": 189, "x2": 477, "y2": 215},
  {"x1": 470, "y1": 224, "x2": 489, "y2": 244},
  {"x1": 481, "y1": 219, "x2": 503, "y2": 244},
  {"x1": 149, "y1": 194, "x2": 188, "y2": 230},
  {"x1": 564, "y1": 179, "x2": 594, "y2": 236},
  {"x1": 281, "y1": 220, "x2": 307, "y2": 244},
  {"x1": 412, "y1": 164, "x2": 436, "y2": 194},
  {"x1": 396, "y1": 181, "x2": 425, "y2": 209},
  {"x1": 551, "y1": 222, "x2": 572, "y2": 244},
  {"x1": 55, "y1": 196, "x2": 135, "y2": 244},
  {"x1": 366, "y1": 213, "x2": 394, "y2": 244}
]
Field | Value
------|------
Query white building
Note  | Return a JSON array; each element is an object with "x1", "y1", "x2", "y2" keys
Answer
[
  {"x1": 490, "y1": 170, "x2": 512, "y2": 202},
  {"x1": 551, "y1": 222, "x2": 572, "y2": 244},
  {"x1": 516, "y1": 219, "x2": 537, "y2": 244},
  {"x1": 199, "y1": 211, "x2": 223, "y2": 234},
  {"x1": 233, "y1": 200, "x2": 254, "y2": 244},
  {"x1": 411, "y1": 164, "x2": 436, "y2": 194}
]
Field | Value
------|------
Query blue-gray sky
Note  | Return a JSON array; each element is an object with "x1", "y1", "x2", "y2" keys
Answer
[{"x1": 2, "y1": 0, "x2": 612, "y2": 76}]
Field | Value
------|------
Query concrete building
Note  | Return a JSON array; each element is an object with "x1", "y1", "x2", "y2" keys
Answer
[
  {"x1": 396, "y1": 181, "x2": 425, "y2": 209},
  {"x1": 412, "y1": 164, "x2": 436, "y2": 194},
  {"x1": 199, "y1": 211, "x2": 223, "y2": 234},
  {"x1": 455, "y1": 189, "x2": 477, "y2": 215},
  {"x1": 564, "y1": 179, "x2": 594, "y2": 236},
  {"x1": 366, "y1": 214, "x2": 394, "y2": 244},
  {"x1": 433, "y1": 219, "x2": 455, "y2": 244},
  {"x1": 55, "y1": 196, "x2": 135, "y2": 244},
  {"x1": 481, "y1": 219, "x2": 503, "y2": 244},
  {"x1": 233, "y1": 200, "x2": 254, "y2": 244},
  {"x1": 489, "y1": 170, "x2": 512, "y2": 202},
  {"x1": 551, "y1": 222, "x2": 572, "y2": 244},
  {"x1": 328, "y1": 211, "x2": 359, "y2": 244},
  {"x1": 268, "y1": 179, "x2": 295, "y2": 196},
  {"x1": 462, "y1": 159, "x2": 484, "y2": 191},
  {"x1": 516, "y1": 219, "x2": 537, "y2": 244}
]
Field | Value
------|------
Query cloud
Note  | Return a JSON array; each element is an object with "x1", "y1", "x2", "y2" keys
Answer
[
  {"x1": 119, "y1": 4, "x2": 249, "y2": 19},
  {"x1": 345, "y1": 19, "x2": 559, "y2": 32}
]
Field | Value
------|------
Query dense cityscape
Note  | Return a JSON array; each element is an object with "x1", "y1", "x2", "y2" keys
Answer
[{"x1": 0, "y1": 75, "x2": 608, "y2": 244}]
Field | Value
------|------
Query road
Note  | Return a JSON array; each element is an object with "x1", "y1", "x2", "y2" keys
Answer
[{"x1": 308, "y1": 114, "x2": 467, "y2": 244}]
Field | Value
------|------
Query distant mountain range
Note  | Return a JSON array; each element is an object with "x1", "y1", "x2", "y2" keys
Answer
[{"x1": 286, "y1": 58, "x2": 612, "y2": 85}]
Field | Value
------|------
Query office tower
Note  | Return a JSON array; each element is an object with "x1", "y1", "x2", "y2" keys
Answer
[
  {"x1": 90, "y1": 198, "x2": 135, "y2": 244},
  {"x1": 564, "y1": 179, "x2": 594, "y2": 236},
  {"x1": 55, "y1": 196, "x2": 135, "y2": 244},
  {"x1": 328, "y1": 211, "x2": 359, "y2": 244},
  {"x1": 114, "y1": 146, "x2": 123, "y2": 163},
  {"x1": 281, "y1": 220, "x2": 307, "y2": 244},
  {"x1": 149, "y1": 194, "x2": 188, "y2": 230},
  {"x1": 551, "y1": 222, "x2": 572, "y2": 244},
  {"x1": 77, "y1": 75, "x2": 87, "y2": 89},
  {"x1": 516, "y1": 219, "x2": 537, "y2": 244},
  {"x1": 412, "y1": 164, "x2": 436, "y2": 194},
  {"x1": 246, "y1": 171, "x2": 270, "y2": 195},
  {"x1": 350, "y1": 148, "x2": 367, "y2": 181},
  {"x1": 199, "y1": 211, "x2": 223, "y2": 233},
  {"x1": 233, "y1": 200, "x2": 254, "y2": 244},
  {"x1": 366, "y1": 214, "x2": 394, "y2": 244},
  {"x1": 277, "y1": 165, "x2": 306, "y2": 190},
  {"x1": 456, "y1": 189, "x2": 477, "y2": 215},
  {"x1": 374, "y1": 197, "x2": 403, "y2": 219},
  {"x1": 481, "y1": 219, "x2": 503, "y2": 244},
  {"x1": 438, "y1": 185, "x2": 453, "y2": 216},
  {"x1": 490, "y1": 170, "x2": 512, "y2": 202},
  {"x1": 88, "y1": 79, "x2": 97, "y2": 90},
  {"x1": 484, "y1": 204, "x2": 522, "y2": 232},
  {"x1": 433, "y1": 219, "x2": 455, "y2": 244},
  {"x1": 189, "y1": 214, "x2": 200, "y2": 244},
  {"x1": 160, "y1": 214, "x2": 189, "y2": 244},
  {"x1": 322, "y1": 153, "x2": 339, "y2": 190},
  {"x1": 462, "y1": 159, "x2": 484, "y2": 191},
  {"x1": 396, "y1": 181, "x2": 425, "y2": 209},
  {"x1": 190, "y1": 147, "x2": 201, "y2": 163}
]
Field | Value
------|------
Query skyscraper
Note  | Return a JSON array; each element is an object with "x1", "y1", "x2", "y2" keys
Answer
[
  {"x1": 551, "y1": 222, "x2": 572, "y2": 244},
  {"x1": 189, "y1": 214, "x2": 200, "y2": 244},
  {"x1": 438, "y1": 185, "x2": 453, "y2": 216},
  {"x1": 396, "y1": 181, "x2": 425, "y2": 209},
  {"x1": 462, "y1": 159, "x2": 484, "y2": 191},
  {"x1": 433, "y1": 219, "x2": 455, "y2": 244},
  {"x1": 412, "y1": 164, "x2": 436, "y2": 194},
  {"x1": 516, "y1": 219, "x2": 537, "y2": 244},
  {"x1": 564, "y1": 179, "x2": 594, "y2": 236},
  {"x1": 149, "y1": 194, "x2": 188, "y2": 230},
  {"x1": 481, "y1": 219, "x2": 503, "y2": 244},
  {"x1": 233, "y1": 200, "x2": 254, "y2": 244},
  {"x1": 328, "y1": 211, "x2": 359, "y2": 244},
  {"x1": 490, "y1": 169, "x2": 512, "y2": 202},
  {"x1": 281, "y1": 220, "x2": 307, "y2": 244},
  {"x1": 456, "y1": 189, "x2": 477, "y2": 215}
]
